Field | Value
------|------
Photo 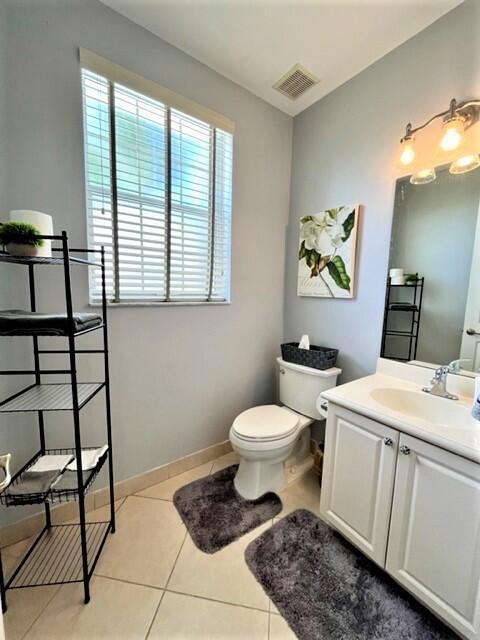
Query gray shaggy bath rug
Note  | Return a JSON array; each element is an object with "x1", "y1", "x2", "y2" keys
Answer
[
  {"x1": 245, "y1": 509, "x2": 457, "y2": 640},
  {"x1": 173, "y1": 464, "x2": 282, "y2": 553}
]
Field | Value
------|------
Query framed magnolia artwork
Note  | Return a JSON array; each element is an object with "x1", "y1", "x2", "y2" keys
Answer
[{"x1": 297, "y1": 205, "x2": 360, "y2": 299}]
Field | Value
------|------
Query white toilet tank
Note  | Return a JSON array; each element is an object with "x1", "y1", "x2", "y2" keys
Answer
[{"x1": 277, "y1": 357, "x2": 341, "y2": 419}]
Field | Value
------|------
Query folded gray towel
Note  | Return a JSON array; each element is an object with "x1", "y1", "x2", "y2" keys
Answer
[
  {"x1": 9, "y1": 469, "x2": 61, "y2": 496},
  {"x1": 50, "y1": 470, "x2": 90, "y2": 493},
  {"x1": 0, "y1": 310, "x2": 102, "y2": 336}
]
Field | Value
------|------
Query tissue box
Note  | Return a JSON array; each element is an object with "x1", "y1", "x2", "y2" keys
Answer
[{"x1": 280, "y1": 342, "x2": 338, "y2": 370}]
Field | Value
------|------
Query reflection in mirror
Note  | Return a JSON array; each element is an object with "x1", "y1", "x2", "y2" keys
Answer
[{"x1": 382, "y1": 166, "x2": 480, "y2": 374}]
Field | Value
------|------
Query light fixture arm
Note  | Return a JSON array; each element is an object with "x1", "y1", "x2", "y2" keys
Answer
[
  {"x1": 448, "y1": 98, "x2": 457, "y2": 119},
  {"x1": 403, "y1": 122, "x2": 413, "y2": 140},
  {"x1": 400, "y1": 98, "x2": 480, "y2": 143}
]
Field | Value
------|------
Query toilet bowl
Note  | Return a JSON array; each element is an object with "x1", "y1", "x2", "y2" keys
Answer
[
  {"x1": 230, "y1": 357, "x2": 341, "y2": 500},
  {"x1": 230, "y1": 404, "x2": 312, "y2": 499}
]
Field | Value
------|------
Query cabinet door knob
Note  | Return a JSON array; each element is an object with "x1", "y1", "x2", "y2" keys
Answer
[
  {"x1": 280, "y1": 368, "x2": 285, "y2": 375},
  {"x1": 383, "y1": 437, "x2": 393, "y2": 446},
  {"x1": 400, "y1": 445, "x2": 411, "y2": 455}
]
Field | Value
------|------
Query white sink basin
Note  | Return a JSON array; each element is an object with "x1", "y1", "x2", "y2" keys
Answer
[{"x1": 370, "y1": 387, "x2": 478, "y2": 430}]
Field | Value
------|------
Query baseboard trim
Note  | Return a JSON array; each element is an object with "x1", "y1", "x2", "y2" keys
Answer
[{"x1": 0, "y1": 439, "x2": 232, "y2": 548}]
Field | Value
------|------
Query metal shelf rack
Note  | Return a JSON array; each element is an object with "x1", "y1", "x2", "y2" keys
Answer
[
  {"x1": 0, "y1": 383, "x2": 105, "y2": 412},
  {"x1": 8, "y1": 522, "x2": 110, "y2": 589},
  {"x1": 0, "y1": 231, "x2": 115, "y2": 612},
  {"x1": 380, "y1": 277, "x2": 425, "y2": 362}
]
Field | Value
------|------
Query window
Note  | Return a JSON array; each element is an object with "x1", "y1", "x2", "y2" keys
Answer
[{"x1": 81, "y1": 58, "x2": 233, "y2": 304}]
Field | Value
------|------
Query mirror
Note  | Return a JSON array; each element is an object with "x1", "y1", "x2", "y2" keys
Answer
[{"x1": 382, "y1": 165, "x2": 480, "y2": 375}]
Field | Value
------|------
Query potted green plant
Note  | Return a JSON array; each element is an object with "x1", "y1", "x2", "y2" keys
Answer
[{"x1": 0, "y1": 221, "x2": 44, "y2": 257}]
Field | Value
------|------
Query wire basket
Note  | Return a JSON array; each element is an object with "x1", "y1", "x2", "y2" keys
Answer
[
  {"x1": 0, "y1": 446, "x2": 108, "y2": 506},
  {"x1": 281, "y1": 342, "x2": 338, "y2": 370}
]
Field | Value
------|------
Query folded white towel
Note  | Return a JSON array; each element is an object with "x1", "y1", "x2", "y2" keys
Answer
[
  {"x1": 30, "y1": 454, "x2": 74, "y2": 473},
  {"x1": 67, "y1": 446, "x2": 108, "y2": 471}
]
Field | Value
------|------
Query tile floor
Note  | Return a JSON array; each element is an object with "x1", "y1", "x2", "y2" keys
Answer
[{"x1": 2, "y1": 452, "x2": 321, "y2": 639}]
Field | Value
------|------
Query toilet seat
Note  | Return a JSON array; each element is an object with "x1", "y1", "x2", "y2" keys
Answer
[{"x1": 232, "y1": 405, "x2": 299, "y2": 442}]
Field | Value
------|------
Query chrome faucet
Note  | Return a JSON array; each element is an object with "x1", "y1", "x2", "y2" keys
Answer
[{"x1": 422, "y1": 364, "x2": 458, "y2": 401}]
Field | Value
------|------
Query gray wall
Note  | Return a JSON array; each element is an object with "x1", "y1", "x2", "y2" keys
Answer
[
  {"x1": 0, "y1": 1, "x2": 6, "y2": 215},
  {"x1": 285, "y1": 0, "x2": 480, "y2": 382},
  {"x1": 0, "y1": 0, "x2": 292, "y2": 525},
  {"x1": 389, "y1": 169, "x2": 480, "y2": 365},
  {"x1": 0, "y1": 1, "x2": 39, "y2": 527}
]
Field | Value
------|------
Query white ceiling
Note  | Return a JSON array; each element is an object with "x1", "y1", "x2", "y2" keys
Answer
[{"x1": 100, "y1": 0, "x2": 463, "y2": 117}]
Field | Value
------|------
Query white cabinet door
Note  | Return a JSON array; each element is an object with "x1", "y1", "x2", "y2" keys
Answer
[
  {"x1": 386, "y1": 434, "x2": 480, "y2": 640},
  {"x1": 320, "y1": 404, "x2": 399, "y2": 566}
]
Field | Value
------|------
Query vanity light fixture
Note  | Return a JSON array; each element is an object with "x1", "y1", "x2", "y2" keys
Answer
[
  {"x1": 398, "y1": 97, "x2": 480, "y2": 183},
  {"x1": 410, "y1": 168, "x2": 436, "y2": 185}
]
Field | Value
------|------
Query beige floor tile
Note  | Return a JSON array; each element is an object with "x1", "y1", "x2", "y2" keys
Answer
[
  {"x1": 278, "y1": 469, "x2": 321, "y2": 517},
  {"x1": 95, "y1": 496, "x2": 185, "y2": 588},
  {"x1": 23, "y1": 575, "x2": 161, "y2": 640},
  {"x1": 51, "y1": 496, "x2": 95, "y2": 525},
  {"x1": 269, "y1": 612, "x2": 298, "y2": 639},
  {"x1": 269, "y1": 598, "x2": 279, "y2": 615},
  {"x1": 1, "y1": 554, "x2": 59, "y2": 640},
  {"x1": 168, "y1": 521, "x2": 271, "y2": 611},
  {"x1": 87, "y1": 497, "x2": 126, "y2": 520},
  {"x1": 65, "y1": 498, "x2": 126, "y2": 525},
  {"x1": 149, "y1": 591, "x2": 268, "y2": 640},
  {"x1": 2, "y1": 536, "x2": 34, "y2": 560},
  {"x1": 136, "y1": 462, "x2": 213, "y2": 501},
  {"x1": 4, "y1": 586, "x2": 59, "y2": 640},
  {"x1": 209, "y1": 451, "x2": 240, "y2": 474},
  {"x1": 2, "y1": 552, "x2": 20, "y2": 581}
]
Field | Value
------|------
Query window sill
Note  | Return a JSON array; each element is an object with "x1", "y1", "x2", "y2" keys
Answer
[{"x1": 88, "y1": 300, "x2": 231, "y2": 308}]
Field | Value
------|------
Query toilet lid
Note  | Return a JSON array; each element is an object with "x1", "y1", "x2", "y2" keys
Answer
[{"x1": 232, "y1": 405, "x2": 299, "y2": 441}]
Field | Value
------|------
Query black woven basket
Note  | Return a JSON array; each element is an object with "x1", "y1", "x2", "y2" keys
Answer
[{"x1": 281, "y1": 342, "x2": 338, "y2": 370}]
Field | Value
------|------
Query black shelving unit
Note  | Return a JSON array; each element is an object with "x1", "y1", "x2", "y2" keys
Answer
[
  {"x1": 0, "y1": 231, "x2": 115, "y2": 612},
  {"x1": 380, "y1": 277, "x2": 425, "y2": 362}
]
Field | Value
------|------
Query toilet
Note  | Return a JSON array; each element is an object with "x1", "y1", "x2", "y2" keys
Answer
[{"x1": 229, "y1": 357, "x2": 341, "y2": 500}]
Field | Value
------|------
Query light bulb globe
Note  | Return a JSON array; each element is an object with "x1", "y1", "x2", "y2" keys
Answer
[
  {"x1": 400, "y1": 137, "x2": 415, "y2": 166},
  {"x1": 440, "y1": 116, "x2": 464, "y2": 152},
  {"x1": 449, "y1": 154, "x2": 480, "y2": 175},
  {"x1": 410, "y1": 168, "x2": 436, "y2": 185}
]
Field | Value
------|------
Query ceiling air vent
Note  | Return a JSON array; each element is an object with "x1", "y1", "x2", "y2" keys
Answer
[{"x1": 273, "y1": 64, "x2": 319, "y2": 100}]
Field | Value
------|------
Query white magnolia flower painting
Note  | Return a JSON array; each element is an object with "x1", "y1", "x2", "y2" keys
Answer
[{"x1": 297, "y1": 205, "x2": 360, "y2": 298}]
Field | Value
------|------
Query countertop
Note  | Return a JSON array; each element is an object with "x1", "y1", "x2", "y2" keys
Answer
[{"x1": 321, "y1": 372, "x2": 480, "y2": 464}]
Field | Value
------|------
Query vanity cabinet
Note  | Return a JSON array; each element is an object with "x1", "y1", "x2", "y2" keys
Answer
[
  {"x1": 319, "y1": 405, "x2": 398, "y2": 565},
  {"x1": 386, "y1": 433, "x2": 480, "y2": 640},
  {"x1": 321, "y1": 403, "x2": 480, "y2": 640}
]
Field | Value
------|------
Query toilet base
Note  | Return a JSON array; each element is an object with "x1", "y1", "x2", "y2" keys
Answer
[
  {"x1": 234, "y1": 457, "x2": 287, "y2": 500},
  {"x1": 232, "y1": 426, "x2": 313, "y2": 500}
]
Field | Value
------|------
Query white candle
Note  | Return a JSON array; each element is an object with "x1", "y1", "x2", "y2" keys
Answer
[
  {"x1": 9, "y1": 210, "x2": 53, "y2": 257},
  {"x1": 389, "y1": 268, "x2": 404, "y2": 278}
]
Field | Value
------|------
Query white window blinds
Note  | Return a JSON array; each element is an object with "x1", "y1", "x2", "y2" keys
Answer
[{"x1": 81, "y1": 66, "x2": 233, "y2": 303}]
